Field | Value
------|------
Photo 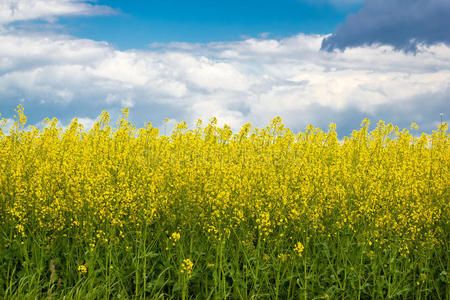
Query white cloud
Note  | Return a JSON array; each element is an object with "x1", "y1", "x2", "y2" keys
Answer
[
  {"x1": 0, "y1": 0, "x2": 115, "y2": 25},
  {"x1": 75, "y1": 117, "x2": 95, "y2": 130},
  {"x1": 0, "y1": 118, "x2": 15, "y2": 133},
  {"x1": 0, "y1": 31, "x2": 449, "y2": 135}
]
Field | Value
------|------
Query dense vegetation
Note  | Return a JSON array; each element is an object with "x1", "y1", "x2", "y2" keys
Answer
[{"x1": 1, "y1": 106, "x2": 448, "y2": 299}]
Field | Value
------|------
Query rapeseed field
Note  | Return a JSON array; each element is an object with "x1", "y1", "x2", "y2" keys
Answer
[{"x1": 0, "y1": 106, "x2": 448, "y2": 298}]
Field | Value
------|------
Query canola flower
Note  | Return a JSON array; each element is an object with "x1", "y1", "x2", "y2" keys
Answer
[
  {"x1": 77, "y1": 264, "x2": 88, "y2": 275},
  {"x1": 0, "y1": 106, "x2": 448, "y2": 298},
  {"x1": 170, "y1": 232, "x2": 181, "y2": 244},
  {"x1": 294, "y1": 242, "x2": 304, "y2": 257},
  {"x1": 180, "y1": 259, "x2": 194, "y2": 276}
]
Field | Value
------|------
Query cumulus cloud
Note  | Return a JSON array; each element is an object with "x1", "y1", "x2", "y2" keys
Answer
[
  {"x1": 0, "y1": 0, "x2": 115, "y2": 25},
  {"x1": 0, "y1": 30, "x2": 449, "y2": 136},
  {"x1": 322, "y1": 0, "x2": 450, "y2": 51}
]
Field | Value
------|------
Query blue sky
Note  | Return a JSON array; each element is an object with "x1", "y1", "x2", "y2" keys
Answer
[
  {"x1": 57, "y1": 0, "x2": 361, "y2": 49},
  {"x1": 0, "y1": 0, "x2": 449, "y2": 136}
]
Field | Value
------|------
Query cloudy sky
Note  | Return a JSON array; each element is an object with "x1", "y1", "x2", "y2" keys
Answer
[{"x1": 0, "y1": 0, "x2": 449, "y2": 136}]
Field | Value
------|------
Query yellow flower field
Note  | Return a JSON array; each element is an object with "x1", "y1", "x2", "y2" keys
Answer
[{"x1": 0, "y1": 106, "x2": 448, "y2": 298}]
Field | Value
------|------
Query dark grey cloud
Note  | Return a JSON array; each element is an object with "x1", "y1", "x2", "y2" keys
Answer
[{"x1": 322, "y1": 0, "x2": 450, "y2": 51}]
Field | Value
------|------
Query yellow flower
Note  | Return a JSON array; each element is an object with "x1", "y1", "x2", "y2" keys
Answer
[
  {"x1": 170, "y1": 232, "x2": 181, "y2": 242},
  {"x1": 170, "y1": 232, "x2": 181, "y2": 246},
  {"x1": 77, "y1": 264, "x2": 88, "y2": 275},
  {"x1": 180, "y1": 259, "x2": 194, "y2": 276},
  {"x1": 294, "y1": 242, "x2": 304, "y2": 257}
]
